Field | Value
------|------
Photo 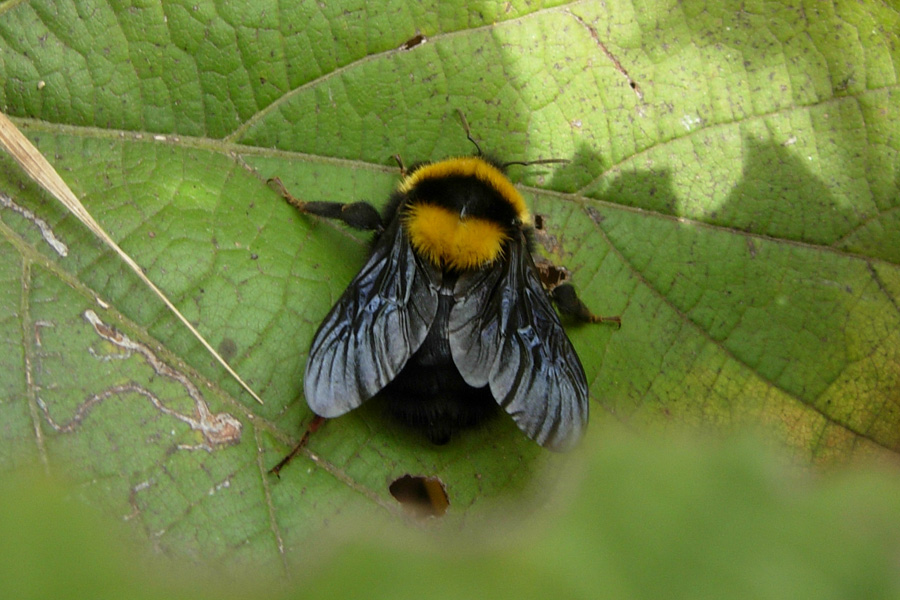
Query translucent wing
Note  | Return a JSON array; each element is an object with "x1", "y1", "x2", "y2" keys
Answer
[
  {"x1": 450, "y1": 231, "x2": 589, "y2": 450},
  {"x1": 304, "y1": 219, "x2": 440, "y2": 417}
]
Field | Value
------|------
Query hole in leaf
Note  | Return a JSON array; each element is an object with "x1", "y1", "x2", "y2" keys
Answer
[
  {"x1": 389, "y1": 475, "x2": 449, "y2": 518},
  {"x1": 399, "y1": 34, "x2": 426, "y2": 51}
]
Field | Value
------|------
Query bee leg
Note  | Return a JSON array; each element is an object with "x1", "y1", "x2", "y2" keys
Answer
[
  {"x1": 268, "y1": 415, "x2": 326, "y2": 478},
  {"x1": 268, "y1": 177, "x2": 384, "y2": 232},
  {"x1": 552, "y1": 283, "x2": 621, "y2": 328}
]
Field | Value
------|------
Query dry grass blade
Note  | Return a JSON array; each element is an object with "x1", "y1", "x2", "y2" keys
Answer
[{"x1": 0, "y1": 111, "x2": 264, "y2": 405}]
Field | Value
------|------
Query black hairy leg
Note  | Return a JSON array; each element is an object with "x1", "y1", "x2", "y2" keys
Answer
[
  {"x1": 551, "y1": 283, "x2": 622, "y2": 327},
  {"x1": 268, "y1": 415, "x2": 326, "y2": 478},
  {"x1": 268, "y1": 177, "x2": 384, "y2": 232}
]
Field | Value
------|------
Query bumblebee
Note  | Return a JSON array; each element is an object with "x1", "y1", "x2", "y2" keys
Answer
[{"x1": 275, "y1": 131, "x2": 617, "y2": 452}]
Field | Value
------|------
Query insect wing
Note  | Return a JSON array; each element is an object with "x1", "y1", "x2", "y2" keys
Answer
[
  {"x1": 304, "y1": 219, "x2": 440, "y2": 417},
  {"x1": 450, "y1": 233, "x2": 589, "y2": 450}
]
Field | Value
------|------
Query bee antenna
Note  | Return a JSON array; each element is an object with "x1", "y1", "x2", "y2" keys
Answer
[
  {"x1": 456, "y1": 109, "x2": 483, "y2": 156},
  {"x1": 392, "y1": 154, "x2": 408, "y2": 177},
  {"x1": 502, "y1": 158, "x2": 570, "y2": 168},
  {"x1": 454, "y1": 110, "x2": 568, "y2": 169}
]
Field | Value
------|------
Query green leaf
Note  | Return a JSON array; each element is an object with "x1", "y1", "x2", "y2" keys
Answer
[{"x1": 0, "y1": 0, "x2": 898, "y2": 571}]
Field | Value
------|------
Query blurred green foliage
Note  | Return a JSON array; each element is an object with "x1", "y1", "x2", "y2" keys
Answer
[{"x1": 4, "y1": 427, "x2": 900, "y2": 600}]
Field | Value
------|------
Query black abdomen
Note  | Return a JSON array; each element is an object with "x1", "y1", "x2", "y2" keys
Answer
[{"x1": 378, "y1": 294, "x2": 496, "y2": 444}]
